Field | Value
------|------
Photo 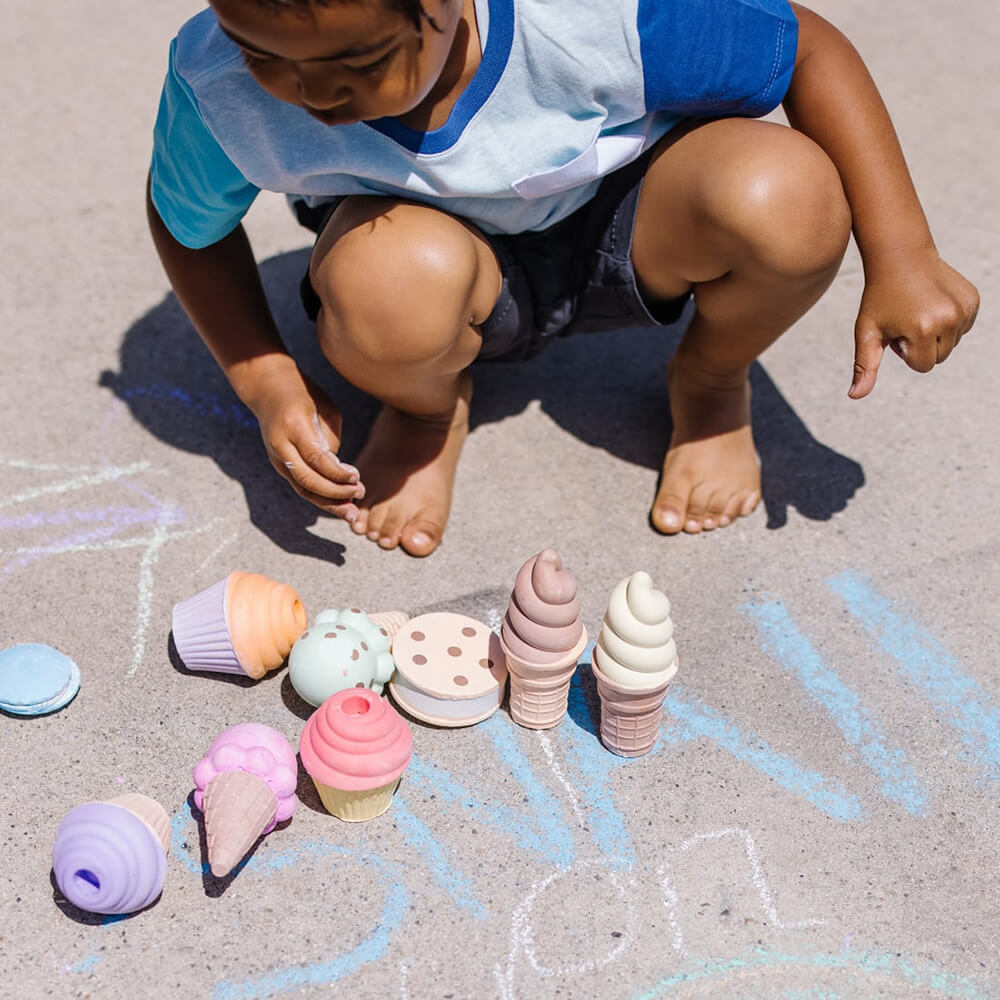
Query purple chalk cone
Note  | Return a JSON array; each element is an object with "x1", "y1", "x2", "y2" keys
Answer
[{"x1": 52, "y1": 799, "x2": 168, "y2": 915}]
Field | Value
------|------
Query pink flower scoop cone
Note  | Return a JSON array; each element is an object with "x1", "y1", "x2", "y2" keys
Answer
[
  {"x1": 193, "y1": 723, "x2": 298, "y2": 876},
  {"x1": 172, "y1": 572, "x2": 307, "y2": 679},
  {"x1": 500, "y1": 549, "x2": 586, "y2": 729}
]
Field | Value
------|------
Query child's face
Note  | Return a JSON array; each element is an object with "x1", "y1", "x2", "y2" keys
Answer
[{"x1": 209, "y1": 0, "x2": 462, "y2": 126}]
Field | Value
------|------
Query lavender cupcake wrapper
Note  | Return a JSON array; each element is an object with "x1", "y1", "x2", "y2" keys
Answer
[{"x1": 171, "y1": 577, "x2": 244, "y2": 675}]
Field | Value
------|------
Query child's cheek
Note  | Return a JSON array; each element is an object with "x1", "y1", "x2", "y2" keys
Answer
[{"x1": 248, "y1": 65, "x2": 297, "y2": 106}]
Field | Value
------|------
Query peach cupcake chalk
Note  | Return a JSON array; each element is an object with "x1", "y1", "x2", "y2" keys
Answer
[
  {"x1": 172, "y1": 572, "x2": 307, "y2": 679},
  {"x1": 299, "y1": 688, "x2": 412, "y2": 821}
]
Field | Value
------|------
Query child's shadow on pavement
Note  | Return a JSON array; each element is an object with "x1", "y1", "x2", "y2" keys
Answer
[{"x1": 100, "y1": 249, "x2": 863, "y2": 558}]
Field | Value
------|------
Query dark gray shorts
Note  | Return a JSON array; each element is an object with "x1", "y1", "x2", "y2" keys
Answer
[{"x1": 297, "y1": 147, "x2": 690, "y2": 362}]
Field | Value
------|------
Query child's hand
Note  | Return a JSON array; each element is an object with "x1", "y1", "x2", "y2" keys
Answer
[
  {"x1": 249, "y1": 362, "x2": 365, "y2": 521},
  {"x1": 849, "y1": 247, "x2": 979, "y2": 398}
]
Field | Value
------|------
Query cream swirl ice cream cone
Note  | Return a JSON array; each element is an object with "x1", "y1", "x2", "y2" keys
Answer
[
  {"x1": 500, "y1": 549, "x2": 587, "y2": 729},
  {"x1": 592, "y1": 571, "x2": 678, "y2": 757}
]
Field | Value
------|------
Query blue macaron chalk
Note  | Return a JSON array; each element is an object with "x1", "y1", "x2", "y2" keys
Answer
[{"x1": 0, "y1": 643, "x2": 81, "y2": 716}]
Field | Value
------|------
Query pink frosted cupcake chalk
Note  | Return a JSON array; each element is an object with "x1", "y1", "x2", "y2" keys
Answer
[{"x1": 299, "y1": 688, "x2": 412, "y2": 822}]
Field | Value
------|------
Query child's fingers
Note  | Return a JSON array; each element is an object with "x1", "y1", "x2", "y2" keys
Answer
[
  {"x1": 848, "y1": 320, "x2": 885, "y2": 399},
  {"x1": 283, "y1": 452, "x2": 365, "y2": 502},
  {"x1": 285, "y1": 474, "x2": 362, "y2": 523}
]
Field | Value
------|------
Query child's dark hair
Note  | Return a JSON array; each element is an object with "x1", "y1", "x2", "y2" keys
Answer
[{"x1": 257, "y1": 0, "x2": 440, "y2": 35}]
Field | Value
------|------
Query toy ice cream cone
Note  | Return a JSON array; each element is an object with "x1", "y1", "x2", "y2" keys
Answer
[
  {"x1": 193, "y1": 723, "x2": 298, "y2": 876},
  {"x1": 172, "y1": 571, "x2": 307, "y2": 679},
  {"x1": 501, "y1": 629, "x2": 588, "y2": 729},
  {"x1": 592, "y1": 571, "x2": 679, "y2": 757},
  {"x1": 201, "y1": 770, "x2": 277, "y2": 877},
  {"x1": 105, "y1": 793, "x2": 171, "y2": 852},
  {"x1": 500, "y1": 549, "x2": 586, "y2": 729},
  {"x1": 591, "y1": 658, "x2": 674, "y2": 757},
  {"x1": 52, "y1": 793, "x2": 170, "y2": 915}
]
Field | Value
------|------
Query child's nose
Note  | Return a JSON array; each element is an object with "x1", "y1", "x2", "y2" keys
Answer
[{"x1": 295, "y1": 65, "x2": 350, "y2": 110}]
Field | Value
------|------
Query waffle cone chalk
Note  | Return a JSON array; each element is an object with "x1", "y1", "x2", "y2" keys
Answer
[
  {"x1": 193, "y1": 723, "x2": 298, "y2": 876},
  {"x1": 172, "y1": 572, "x2": 307, "y2": 679},
  {"x1": 52, "y1": 794, "x2": 170, "y2": 915},
  {"x1": 367, "y1": 610, "x2": 410, "y2": 645},
  {"x1": 500, "y1": 549, "x2": 587, "y2": 729},
  {"x1": 592, "y1": 571, "x2": 679, "y2": 757}
]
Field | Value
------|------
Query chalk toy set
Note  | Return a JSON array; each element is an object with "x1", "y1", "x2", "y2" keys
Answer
[{"x1": 47, "y1": 548, "x2": 678, "y2": 915}]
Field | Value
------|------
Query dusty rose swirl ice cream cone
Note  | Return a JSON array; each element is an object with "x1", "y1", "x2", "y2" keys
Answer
[
  {"x1": 500, "y1": 549, "x2": 587, "y2": 729},
  {"x1": 592, "y1": 571, "x2": 679, "y2": 757}
]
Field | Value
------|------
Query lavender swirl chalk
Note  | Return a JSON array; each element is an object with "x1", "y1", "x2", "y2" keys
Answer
[{"x1": 52, "y1": 794, "x2": 170, "y2": 915}]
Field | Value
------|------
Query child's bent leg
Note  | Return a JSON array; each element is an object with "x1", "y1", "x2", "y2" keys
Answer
[
  {"x1": 309, "y1": 197, "x2": 502, "y2": 555},
  {"x1": 632, "y1": 118, "x2": 853, "y2": 534}
]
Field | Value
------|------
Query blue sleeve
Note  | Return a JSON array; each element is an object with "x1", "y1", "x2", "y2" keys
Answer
[
  {"x1": 638, "y1": 0, "x2": 799, "y2": 118},
  {"x1": 149, "y1": 38, "x2": 260, "y2": 249}
]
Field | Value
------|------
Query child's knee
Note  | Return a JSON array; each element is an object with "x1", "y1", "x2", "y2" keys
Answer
[
  {"x1": 732, "y1": 128, "x2": 852, "y2": 277},
  {"x1": 310, "y1": 201, "x2": 489, "y2": 365}
]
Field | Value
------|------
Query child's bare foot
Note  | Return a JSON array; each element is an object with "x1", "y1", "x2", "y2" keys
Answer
[
  {"x1": 349, "y1": 374, "x2": 471, "y2": 556},
  {"x1": 651, "y1": 355, "x2": 761, "y2": 534}
]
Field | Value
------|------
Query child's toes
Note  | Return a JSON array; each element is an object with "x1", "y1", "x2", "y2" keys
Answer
[
  {"x1": 651, "y1": 490, "x2": 689, "y2": 534},
  {"x1": 374, "y1": 509, "x2": 406, "y2": 549},
  {"x1": 682, "y1": 485, "x2": 714, "y2": 533},
  {"x1": 719, "y1": 492, "x2": 745, "y2": 527},
  {"x1": 739, "y1": 490, "x2": 761, "y2": 517},
  {"x1": 400, "y1": 517, "x2": 443, "y2": 557}
]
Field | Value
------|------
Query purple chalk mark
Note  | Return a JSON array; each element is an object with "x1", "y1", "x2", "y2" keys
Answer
[
  {"x1": 0, "y1": 504, "x2": 166, "y2": 532},
  {"x1": 3, "y1": 505, "x2": 185, "y2": 573}
]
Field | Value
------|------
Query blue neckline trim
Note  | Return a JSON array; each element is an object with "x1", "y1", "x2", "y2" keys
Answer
[{"x1": 366, "y1": 0, "x2": 513, "y2": 154}]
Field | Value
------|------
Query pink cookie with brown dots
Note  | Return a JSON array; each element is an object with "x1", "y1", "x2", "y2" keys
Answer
[{"x1": 389, "y1": 613, "x2": 507, "y2": 727}]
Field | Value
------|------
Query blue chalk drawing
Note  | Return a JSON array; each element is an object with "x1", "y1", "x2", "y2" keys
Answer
[
  {"x1": 168, "y1": 804, "x2": 410, "y2": 997},
  {"x1": 746, "y1": 599, "x2": 928, "y2": 815},
  {"x1": 662, "y1": 687, "x2": 866, "y2": 822},
  {"x1": 212, "y1": 851, "x2": 408, "y2": 1000},
  {"x1": 829, "y1": 572, "x2": 1000, "y2": 782},
  {"x1": 69, "y1": 953, "x2": 103, "y2": 973},
  {"x1": 556, "y1": 661, "x2": 636, "y2": 867},
  {"x1": 117, "y1": 383, "x2": 258, "y2": 429},
  {"x1": 406, "y1": 723, "x2": 576, "y2": 867},
  {"x1": 390, "y1": 800, "x2": 488, "y2": 919},
  {"x1": 631, "y1": 946, "x2": 995, "y2": 999}
]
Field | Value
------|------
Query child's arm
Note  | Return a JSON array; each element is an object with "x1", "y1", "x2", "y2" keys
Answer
[
  {"x1": 783, "y1": 4, "x2": 979, "y2": 398},
  {"x1": 146, "y1": 178, "x2": 364, "y2": 520}
]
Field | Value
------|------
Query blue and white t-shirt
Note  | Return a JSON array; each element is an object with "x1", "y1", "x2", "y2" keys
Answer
[{"x1": 150, "y1": 0, "x2": 798, "y2": 248}]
